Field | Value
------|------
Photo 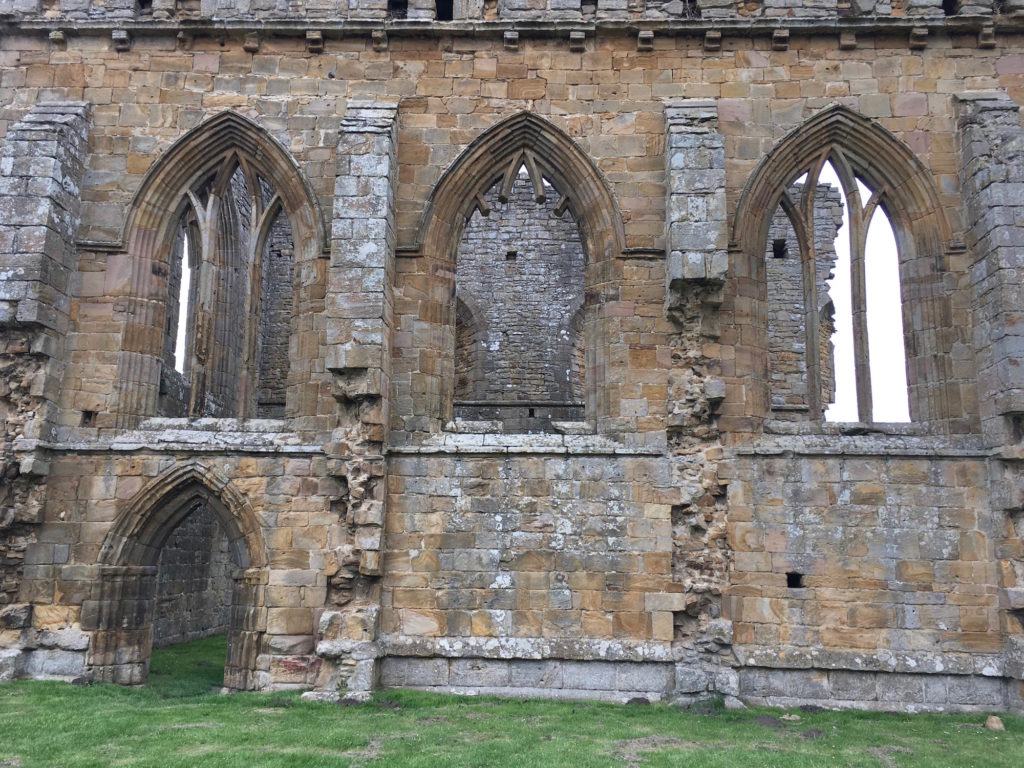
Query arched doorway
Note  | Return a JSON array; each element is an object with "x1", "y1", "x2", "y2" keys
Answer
[{"x1": 86, "y1": 464, "x2": 267, "y2": 690}]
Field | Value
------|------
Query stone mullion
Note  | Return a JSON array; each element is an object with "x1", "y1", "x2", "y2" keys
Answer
[
  {"x1": 189, "y1": 194, "x2": 221, "y2": 416},
  {"x1": 238, "y1": 178, "x2": 267, "y2": 420},
  {"x1": 843, "y1": 190, "x2": 873, "y2": 424},
  {"x1": 799, "y1": 214, "x2": 824, "y2": 422}
]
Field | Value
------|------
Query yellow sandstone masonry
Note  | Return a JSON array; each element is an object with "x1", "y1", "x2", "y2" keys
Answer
[{"x1": 0, "y1": 3, "x2": 1022, "y2": 711}]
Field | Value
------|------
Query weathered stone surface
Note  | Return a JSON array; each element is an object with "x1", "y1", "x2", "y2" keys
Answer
[{"x1": 0, "y1": 9, "x2": 1023, "y2": 715}]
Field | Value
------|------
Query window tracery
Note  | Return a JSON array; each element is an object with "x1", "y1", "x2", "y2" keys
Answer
[
  {"x1": 766, "y1": 151, "x2": 909, "y2": 423},
  {"x1": 160, "y1": 153, "x2": 295, "y2": 419}
]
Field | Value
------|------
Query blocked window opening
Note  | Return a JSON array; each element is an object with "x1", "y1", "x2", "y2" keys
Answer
[
  {"x1": 159, "y1": 156, "x2": 295, "y2": 419},
  {"x1": 453, "y1": 162, "x2": 585, "y2": 431},
  {"x1": 765, "y1": 158, "x2": 909, "y2": 423}
]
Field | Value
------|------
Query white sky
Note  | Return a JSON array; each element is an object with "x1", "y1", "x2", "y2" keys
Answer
[
  {"x1": 817, "y1": 162, "x2": 910, "y2": 424},
  {"x1": 174, "y1": 237, "x2": 191, "y2": 375}
]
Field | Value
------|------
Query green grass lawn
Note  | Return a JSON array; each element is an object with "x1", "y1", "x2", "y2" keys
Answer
[{"x1": 0, "y1": 635, "x2": 1020, "y2": 768}]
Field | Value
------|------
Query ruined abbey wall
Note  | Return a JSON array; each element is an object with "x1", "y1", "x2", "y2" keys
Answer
[{"x1": 1, "y1": 1, "x2": 1024, "y2": 711}]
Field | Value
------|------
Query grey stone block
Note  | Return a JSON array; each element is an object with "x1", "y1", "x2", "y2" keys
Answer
[
  {"x1": 738, "y1": 668, "x2": 773, "y2": 696},
  {"x1": 23, "y1": 648, "x2": 85, "y2": 678},
  {"x1": 829, "y1": 670, "x2": 877, "y2": 701},
  {"x1": 877, "y1": 674, "x2": 925, "y2": 704},
  {"x1": 947, "y1": 675, "x2": 1007, "y2": 707},
  {"x1": 675, "y1": 666, "x2": 709, "y2": 694},
  {"x1": 0, "y1": 648, "x2": 25, "y2": 682},
  {"x1": 784, "y1": 670, "x2": 830, "y2": 700},
  {"x1": 509, "y1": 660, "x2": 563, "y2": 689},
  {"x1": 562, "y1": 661, "x2": 617, "y2": 691},
  {"x1": 618, "y1": 663, "x2": 673, "y2": 694},
  {"x1": 451, "y1": 659, "x2": 510, "y2": 688}
]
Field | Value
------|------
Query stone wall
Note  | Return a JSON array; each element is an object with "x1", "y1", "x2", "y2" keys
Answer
[
  {"x1": 257, "y1": 213, "x2": 295, "y2": 418},
  {"x1": 765, "y1": 184, "x2": 843, "y2": 415},
  {"x1": 1, "y1": 14, "x2": 1024, "y2": 711},
  {"x1": 726, "y1": 434, "x2": 1015, "y2": 708},
  {"x1": 7, "y1": 0, "x2": 1004, "y2": 22}
]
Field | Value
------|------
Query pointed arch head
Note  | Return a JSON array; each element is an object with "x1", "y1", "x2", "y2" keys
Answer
[
  {"x1": 733, "y1": 103, "x2": 951, "y2": 264},
  {"x1": 100, "y1": 462, "x2": 267, "y2": 570},
  {"x1": 418, "y1": 111, "x2": 625, "y2": 264},
  {"x1": 123, "y1": 110, "x2": 326, "y2": 258}
]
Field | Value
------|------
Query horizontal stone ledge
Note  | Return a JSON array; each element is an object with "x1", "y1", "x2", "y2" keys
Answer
[
  {"x1": 4, "y1": 16, "x2": 1019, "y2": 41},
  {"x1": 382, "y1": 634, "x2": 676, "y2": 663},
  {"x1": 737, "y1": 431, "x2": 988, "y2": 459},
  {"x1": 735, "y1": 645, "x2": 1004, "y2": 677},
  {"x1": 389, "y1": 433, "x2": 665, "y2": 457},
  {"x1": 23, "y1": 435, "x2": 325, "y2": 456}
]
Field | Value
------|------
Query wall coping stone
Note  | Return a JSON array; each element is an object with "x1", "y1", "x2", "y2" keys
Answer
[
  {"x1": 389, "y1": 431, "x2": 665, "y2": 456},
  {"x1": 737, "y1": 646, "x2": 1004, "y2": 676},
  {"x1": 738, "y1": 432, "x2": 988, "y2": 458},
  {"x1": 383, "y1": 634, "x2": 675, "y2": 662}
]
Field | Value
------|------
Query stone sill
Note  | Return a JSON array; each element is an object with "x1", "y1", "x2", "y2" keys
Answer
[
  {"x1": 23, "y1": 418, "x2": 323, "y2": 455},
  {"x1": 740, "y1": 426, "x2": 988, "y2": 458},
  {"x1": 4, "y1": 15, "x2": 1020, "y2": 39},
  {"x1": 735, "y1": 645, "x2": 1005, "y2": 677},
  {"x1": 382, "y1": 634, "x2": 674, "y2": 662},
  {"x1": 389, "y1": 430, "x2": 664, "y2": 456}
]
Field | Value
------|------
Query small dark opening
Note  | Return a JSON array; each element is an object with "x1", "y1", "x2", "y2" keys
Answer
[
  {"x1": 786, "y1": 572, "x2": 804, "y2": 589},
  {"x1": 682, "y1": 0, "x2": 701, "y2": 18},
  {"x1": 387, "y1": 0, "x2": 408, "y2": 19},
  {"x1": 435, "y1": 0, "x2": 454, "y2": 20},
  {"x1": 528, "y1": 408, "x2": 535, "y2": 418},
  {"x1": 941, "y1": 0, "x2": 958, "y2": 14},
  {"x1": 505, "y1": 250, "x2": 518, "y2": 261},
  {"x1": 1013, "y1": 415, "x2": 1024, "y2": 443},
  {"x1": 137, "y1": 0, "x2": 152, "y2": 10},
  {"x1": 81, "y1": 410, "x2": 96, "y2": 427},
  {"x1": 772, "y1": 239, "x2": 788, "y2": 259}
]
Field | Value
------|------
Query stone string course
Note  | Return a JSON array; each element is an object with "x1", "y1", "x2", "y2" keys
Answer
[{"x1": 0, "y1": 8, "x2": 1024, "y2": 713}]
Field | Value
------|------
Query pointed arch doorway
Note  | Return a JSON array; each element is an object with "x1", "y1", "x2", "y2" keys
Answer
[{"x1": 85, "y1": 464, "x2": 268, "y2": 690}]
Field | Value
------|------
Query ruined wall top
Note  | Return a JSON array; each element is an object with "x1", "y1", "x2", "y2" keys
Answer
[{"x1": 0, "y1": 0, "x2": 1015, "y2": 25}]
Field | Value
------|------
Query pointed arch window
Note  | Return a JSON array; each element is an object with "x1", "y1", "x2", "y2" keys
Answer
[
  {"x1": 453, "y1": 151, "x2": 586, "y2": 431},
  {"x1": 765, "y1": 148, "x2": 911, "y2": 424},
  {"x1": 160, "y1": 153, "x2": 294, "y2": 419}
]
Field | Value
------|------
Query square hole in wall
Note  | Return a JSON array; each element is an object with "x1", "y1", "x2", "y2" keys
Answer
[{"x1": 786, "y1": 572, "x2": 805, "y2": 589}]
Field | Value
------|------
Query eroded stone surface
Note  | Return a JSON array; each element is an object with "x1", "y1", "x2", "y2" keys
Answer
[{"x1": 0, "y1": 8, "x2": 1022, "y2": 714}]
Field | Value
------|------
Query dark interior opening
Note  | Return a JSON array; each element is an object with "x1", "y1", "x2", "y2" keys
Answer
[
  {"x1": 772, "y1": 238, "x2": 788, "y2": 259},
  {"x1": 436, "y1": 0, "x2": 454, "y2": 20},
  {"x1": 786, "y1": 572, "x2": 805, "y2": 589}
]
